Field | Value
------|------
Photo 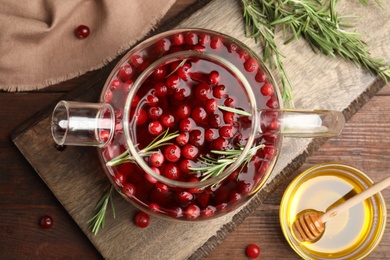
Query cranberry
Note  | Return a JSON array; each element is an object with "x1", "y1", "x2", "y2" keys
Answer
[
  {"x1": 133, "y1": 108, "x2": 147, "y2": 125},
  {"x1": 148, "y1": 106, "x2": 163, "y2": 120},
  {"x1": 185, "y1": 204, "x2": 200, "y2": 219},
  {"x1": 177, "y1": 191, "x2": 194, "y2": 205},
  {"x1": 172, "y1": 33, "x2": 185, "y2": 46},
  {"x1": 145, "y1": 167, "x2": 160, "y2": 184},
  {"x1": 179, "y1": 159, "x2": 194, "y2": 173},
  {"x1": 176, "y1": 104, "x2": 191, "y2": 119},
  {"x1": 263, "y1": 145, "x2": 277, "y2": 160},
  {"x1": 224, "y1": 96, "x2": 237, "y2": 107},
  {"x1": 55, "y1": 144, "x2": 66, "y2": 151},
  {"x1": 260, "y1": 82, "x2": 274, "y2": 96},
  {"x1": 205, "y1": 128, "x2": 218, "y2": 141},
  {"x1": 145, "y1": 93, "x2": 159, "y2": 106},
  {"x1": 152, "y1": 66, "x2": 167, "y2": 80},
  {"x1": 228, "y1": 190, "x2": 242, "y2": 203},
  {"x1": 226, "y1": 42, "x2": 238, "y2": 53},
  {"x1": 176, "y1": 132, "x2": 189, "y2": 146},
  {"x1": 213, "y1": 84, "x2": 227, "y2": 99},
  {"x1": 201, "y1": 205, "x2": 217, "y2": 218},
  {"x1": 164, "y1": 144, "x2": 181, "y2": 162},
  {"x1": 155, "y1": 182, "x2": 169, "y2": 193},
  {"x1": 163, "y1": 163, "x2": 181, "y2": 180},
  {"x1": 39, "y1": 215, "x2": 53, "y2": 229},
  {"x1": 154, "y1": 82, "x2": 168, "y2": 97},
  {"x1": 212, "y1": 137, "x2": 228, "y2": 150},
  {"x1": 131, "y1": 95, "x2": 140, "y2": 108},
  {"x1": 110, "y1": 79, "x2": 121, "y2": 90},
  {"x1": 238, "y1": 49, "x2": 250, "y2": 61},
  {"x1": 148, "y1": 121, "x2": 163, "y2": 136},
  {"x1": 185, "y1": 32, "x2": 198, "y2": 45},
  {"x1": 122, "y1": 183, "x2": 136, "y2": 198},
  {"x1": 182, "y1": 144, "x2": 199, "y2": 159},
  {"x1": 129, "y1": 54, "x2": 144, "y2": 67},
  {"x1": 160, "y1": 113, "x2": 175, "y2": 127},
  {"x1": 219, "y1": 125, "x2": 236, "y2": 139},
  {"x1": 266, "y1": 96, "x2": 279, "y2": 109},
  {"x1": 179, "y1": 118, "x2": 195, "y2": 132},
  {"x1": 246, "y1": 244, "x2": 260, "y2": 259},
  {"x1": 155, "y1": 38, "x2": 171, "y2": 53},
  {"x1": 196, "y1": 193, "x2": 210, "y2": 208},
  {"x1": 104, "y1": 90, "x2": 113, "y2": 103},
  {"x1": 165, "y1": 74, "x2": 180, "y2": 91},
  {"x1": 191, "y1": 44, "x2": 206, "y2": 51},
  {"x1": 118, "y1": 65, "x2": 133, "y2": 82},
  {"x1": 195, "y1": 83, "x2": 212, "y2": 100},
  {"x1": 191, "y1": 106, "x2": 208, "y2": 124},
  {"x1": 208, "y1": 113, "x2": 222, "y2": 128},
  {"x1": 223, "y1": 111, "x2": 237, "y2": 124},
  {"x1": 177, "y1": 62, "x2": 192, "y2": 80},
  {"x1": 170, "y1": 207, "x2": 183, "y2": 218},
  {"x1": 150, "y1": 152, "x2": 164, "y2": 167},
  {"x1": 123, "y1": 80, "x2": 133, "y2": 92},
  {"x1": 255, "y1": 69, "x2": 269, "y2": 83},
  {"x1": 149, "y1": 203, "x2": 160, "y2": 212},
  {"x1": 75, "y1": 25, "x2": 90, "y2": 39},
  {"x1": 205, "y1": 98, "x2": 218, "y2": 113},
  {"x1": 268, "y1": 119, "x2": 279, "y2": 131},
  {"x1": 210, "y1": 36, "x2": 224, "y2": 49},
  {"x1": 189, "y1": 129, "x2": 204, "y2": 147},
  {"x1": 198, "y1": 33, "x2": 211, "y2": 45},
  {"x1": 208, "y1": 71, "x2": 220, "y2": 86},
  {"x1": 134, "y1": 211, "x2": 150, "y2": 228}
]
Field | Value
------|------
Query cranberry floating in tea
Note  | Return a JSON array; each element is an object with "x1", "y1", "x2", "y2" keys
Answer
[{"x1": 51, "y1": 29, "x2": 345, "y2": 221}]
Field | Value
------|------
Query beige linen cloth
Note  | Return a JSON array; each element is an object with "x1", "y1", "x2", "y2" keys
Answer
[{"x1": 0, "y1": 0, "x2": 177, "y2": 91}]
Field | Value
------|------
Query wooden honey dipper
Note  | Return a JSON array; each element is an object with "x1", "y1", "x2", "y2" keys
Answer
[{"x1": 292, "y1": 176, "x2": 390, "y2": 243}]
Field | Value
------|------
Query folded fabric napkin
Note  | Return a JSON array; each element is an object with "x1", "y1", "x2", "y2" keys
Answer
[{"x1": 0, "y1": 0, "x2": 177, "y2": 91}]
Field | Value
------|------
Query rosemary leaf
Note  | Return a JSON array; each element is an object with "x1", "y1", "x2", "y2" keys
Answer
[{"x1": 88, "y1": 185, "x2": 115, "y2": 235}]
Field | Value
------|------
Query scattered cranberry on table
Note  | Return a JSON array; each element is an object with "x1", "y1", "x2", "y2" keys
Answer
[
  {"x1": 246, "y1": 243, "x2": 260, "y2": 259},
  {"x1": 54, "y1": 144, "x2": 66, "y2": 151},
  {"x1": 134, "y1": 211, "x2": 150, "y2": 228},
  {"x1": 75, "y1": 25, "x2": 90, "y2": 39},
  {"x1": 39, "y1": 215, "x2": 53, "y2": 229}
]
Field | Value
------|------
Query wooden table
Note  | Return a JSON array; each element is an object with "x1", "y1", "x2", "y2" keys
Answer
[{"x1": 1, "y1": 0, "x2": 390, "y2": 259}]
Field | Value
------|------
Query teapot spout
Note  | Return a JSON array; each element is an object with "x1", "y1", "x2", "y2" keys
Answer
[{"x1": 51, "y1": 101, "x2": 115, "y2": 147}]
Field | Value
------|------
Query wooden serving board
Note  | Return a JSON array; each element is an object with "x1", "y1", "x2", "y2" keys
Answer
[{"x1": 12, "y1": 0, "x2": 390, "y2": 259}]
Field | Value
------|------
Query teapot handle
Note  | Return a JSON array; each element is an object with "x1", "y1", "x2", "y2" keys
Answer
[
  {"x1": 51, "y1": 101, "x2": 115, "y2": 147},
  {"x1": 258, "y1": 109, "x2": 345, "y2": 138}
]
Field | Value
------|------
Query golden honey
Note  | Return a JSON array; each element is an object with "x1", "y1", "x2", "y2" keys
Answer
[{"x1": 280, "y1": 163, "x2": 387, "y2": 259}]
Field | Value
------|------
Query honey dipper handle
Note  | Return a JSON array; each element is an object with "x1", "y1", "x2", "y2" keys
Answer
[{"x1": 321, "y1": 176, "x2": 390, "y2": 223}]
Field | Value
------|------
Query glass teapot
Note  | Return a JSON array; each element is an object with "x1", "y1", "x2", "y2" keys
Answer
[{"x1": 51, "y1": 29, "x2": 344, "y2": 221}]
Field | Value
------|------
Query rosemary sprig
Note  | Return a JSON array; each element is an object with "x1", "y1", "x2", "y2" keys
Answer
[
  {"x1": 106, "y1": 128, "x2": 179, "y2": 167},
  {"x1": 190, "y1": 144, "x2": 265, "y2": 185},
  {"x1": 242, "y1": 0, "x2": 390, "y2": 106},
  {"x1": 87, "y1": 185, "x2": 115, "y2": 235},
  {"x1": 218, "y1": 105, "x2": 252, "y2": 117}
]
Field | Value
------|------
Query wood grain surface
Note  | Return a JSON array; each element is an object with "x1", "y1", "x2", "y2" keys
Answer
[{"x1": 1, "y1": 0, "x2": 390, "y2": 259}]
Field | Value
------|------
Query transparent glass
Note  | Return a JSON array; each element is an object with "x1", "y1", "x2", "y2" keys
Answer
[
  {"x1": 51, "y1": 101, "x2": 114, "y2": 147},
  {"x1": 51, "y1": 28, "x2": 345, "y2": 221}
]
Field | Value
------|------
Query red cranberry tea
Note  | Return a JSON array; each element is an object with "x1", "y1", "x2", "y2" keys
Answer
[{"x1": 99, "y1": 29, "x2": 282, "y2": 220}]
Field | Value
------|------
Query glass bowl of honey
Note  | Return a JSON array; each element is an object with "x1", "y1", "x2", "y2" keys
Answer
[{"x1": 280, "y1": 163, "x2": 387, "y2": 259}]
